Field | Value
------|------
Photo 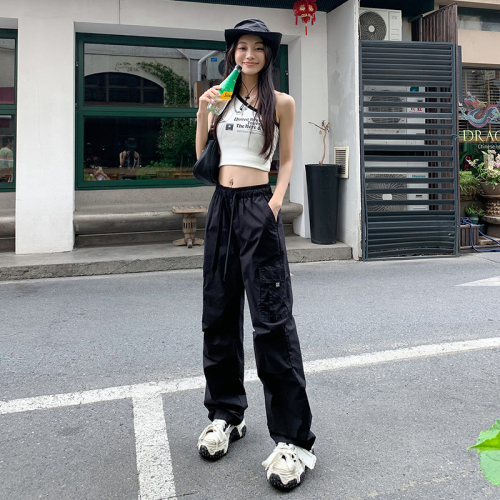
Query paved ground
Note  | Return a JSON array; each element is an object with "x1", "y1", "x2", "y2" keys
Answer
[{"x1": 1, "y1": 252, "x2": 500, "y2": 499}]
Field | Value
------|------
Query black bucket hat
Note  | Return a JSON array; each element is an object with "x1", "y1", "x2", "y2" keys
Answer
[
  {"x1": 125, "y1": 138, "x2": 137, "y2": 149},
  {"x1": 225, "y1": 19, "x2": 282, "y2": 62}
]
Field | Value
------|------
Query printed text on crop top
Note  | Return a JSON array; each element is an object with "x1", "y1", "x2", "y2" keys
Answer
[{"x1": 216, "y1": 95, "x2": 279, "y2": 172}]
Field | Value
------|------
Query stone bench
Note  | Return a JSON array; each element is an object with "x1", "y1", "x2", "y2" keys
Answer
[
  {"x1": 0, "y1": 210, "x2": 14, "y2": 238},
  {"x1": 73, "y1": 200, "x2": 303, "y2": 247},
  {"x1": 0, "y1": 210, "x2": 15, "y2": 251},
  {"x1": 0, "y1": 187, "x2": 303, "y2": 250}
]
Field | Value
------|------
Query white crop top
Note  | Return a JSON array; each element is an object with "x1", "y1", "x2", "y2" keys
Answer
[{"x1": 217, "y1": 95, "x2": 279, "y2": 172}]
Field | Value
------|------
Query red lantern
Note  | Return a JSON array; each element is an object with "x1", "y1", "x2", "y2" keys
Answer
[{"x1": 293, "y1": 0, "x2": 317, "y2": 35}]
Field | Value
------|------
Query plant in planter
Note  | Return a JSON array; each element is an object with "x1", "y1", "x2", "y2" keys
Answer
[
  {"x1": 305, "y1": 121, "x2": 341, "y2": 245},
  {"x1": 459, "y1": 170, "x2": 481, "y2": 200},
  {"x1": 309, "y1": 121, "x2": 330, "y2": 165},
  {"x1": 464, "y1": 203, "x2": 485, "y2": 224},
  {"x1": 467, "y1": 150, "x2": 500, "y2": 195}
]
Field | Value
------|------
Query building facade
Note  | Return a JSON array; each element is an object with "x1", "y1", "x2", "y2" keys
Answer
[{"x1": 1, "y1": 0, "x2": 498, "y2": 260}]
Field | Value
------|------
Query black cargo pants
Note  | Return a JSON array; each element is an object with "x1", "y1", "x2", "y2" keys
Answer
[{"x1": 202, "y1": 183, "x2": 315, "y2": 451}]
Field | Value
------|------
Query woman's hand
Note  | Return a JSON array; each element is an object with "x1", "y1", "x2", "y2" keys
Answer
[
  {"x1": 196, "y1": 86, "x2": 221, "y2": 158},
  {"x1": 198, "y1": 85, "x2": 222, "y2": 114},
  {"x1": 268, "y1": 198, "x2": 282, "y2": 221}
]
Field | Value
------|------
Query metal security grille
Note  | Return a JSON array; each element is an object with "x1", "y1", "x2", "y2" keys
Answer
[{"x1": 360, "y1": 41, "x2": 458, "y2": 260}]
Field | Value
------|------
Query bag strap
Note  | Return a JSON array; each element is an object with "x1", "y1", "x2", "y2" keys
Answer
[{"x1": 208, "y1": 114, "x2": 216, "y2": 141}]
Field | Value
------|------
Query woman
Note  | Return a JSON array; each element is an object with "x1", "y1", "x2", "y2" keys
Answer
[
  {"x1": 195, "y1": 19, "x2": 316, "y2": 491},
  {"x1": 119, "y1": 138, "x2": 140, "y2": 169}
]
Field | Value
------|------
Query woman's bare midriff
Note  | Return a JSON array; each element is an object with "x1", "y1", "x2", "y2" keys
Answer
[{"x1": 218, "y1": 165, "x2": 269, "y2": 188}]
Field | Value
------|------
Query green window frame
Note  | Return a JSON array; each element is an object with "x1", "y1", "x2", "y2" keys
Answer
[
  {"x1": 0, "y1": 29, "x2": 17, "y2": 193},
  {"x1": 75, "y1": 33, "x2": 289, "y2": 190}
]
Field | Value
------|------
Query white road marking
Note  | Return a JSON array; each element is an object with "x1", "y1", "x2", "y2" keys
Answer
[
  {"x1": 133, "y1": 395, "x2": 175, "y2": 500},
  {"x1": 2, "y1": 338, "x2": 500, "y2": 416},
  {"x1": 304, "y1": 338, "x2": 500, "y2": 374},
  {"x1": 2, "y1": 337, "x2": 500, "y2": 500},
  {"x1": 458, "y1": 276, "x2": 500, "y2": 286}
]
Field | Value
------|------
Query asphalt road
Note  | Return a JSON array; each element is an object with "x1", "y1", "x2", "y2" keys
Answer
[{"x1": 1, "y1": 252, "x2": 500, "y2": 499}]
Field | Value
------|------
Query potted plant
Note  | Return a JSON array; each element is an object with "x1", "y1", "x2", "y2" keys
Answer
[
  {"x1": 459, "y1": 170, "x2": 481, "y2": 201},
  {"x1": 305, "y1": 121, "x2": 341, "y2": 245},
  {"x1": 467, "y1": 150, "x2": 500, "y2": 195},
  {"x1": 464, "y1": 203, "x2": 485, "y2": 224}
]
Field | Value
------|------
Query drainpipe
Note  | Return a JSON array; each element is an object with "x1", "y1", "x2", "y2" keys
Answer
[
  {"x1": 176, "y1": 48, "x2": 192, "y2": 106},
  {"x1": 198, "y1": 50, "x2": 219, "y2": 81}
]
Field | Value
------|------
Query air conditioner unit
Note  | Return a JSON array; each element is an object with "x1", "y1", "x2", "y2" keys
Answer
[
  {"x1": 365, "y1": 172, "x2": 430, "y2": 212},
  {"x1": 363, "y1": 84, "x2": 431, "y2": 212},
  {"x1": 359, "y1": 8, "x2": 402, "y2": 41},
  {"x1": 405, "y1": 90, "x2": 429, "y2": 211},
  {"x1": 365, "y1": 173, "x2": 408, "y2": 212},
  {"x1": 206, "y1": 51, "x2": 226, "y2": 81},
  {"x1": 363, "y1": 86, "x2": 428, "y2": 143},
  {"x1": 364, "y1": 85, "x2": 407, "y2": 145}
]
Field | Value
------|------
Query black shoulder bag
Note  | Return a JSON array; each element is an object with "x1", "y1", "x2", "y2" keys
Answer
[{"x1": 193, "y1": 117, "x2": 220, "y2": 186}]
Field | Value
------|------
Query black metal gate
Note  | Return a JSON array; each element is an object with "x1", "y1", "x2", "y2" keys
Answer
[{"x1": 360, "y1": 41, "x2": 458, "y2": 260}]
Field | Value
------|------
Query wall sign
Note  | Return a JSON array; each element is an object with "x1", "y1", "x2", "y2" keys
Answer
[{"x1": 461, "y1": 91, "x2": 500, "y2": 128}]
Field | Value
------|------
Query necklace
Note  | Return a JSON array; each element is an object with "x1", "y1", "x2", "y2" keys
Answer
[
  {"x1": 241, "y1": 81, "x2": 258, "y2": 101},
  {"x1": 235, "y1": 93, "x2": 258, "y2": 114}
]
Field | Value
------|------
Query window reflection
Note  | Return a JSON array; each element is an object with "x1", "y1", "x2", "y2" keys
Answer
[
  {"x1": 458, "y1": 8, "x2": 500, "y2": 32},
  {"x1": 85, "y1": 73, "x2": 164, "y2": 105},
  {"x1": 460, "y1": 68, "x2": 500, "y2": 165},
  {"x1": 83, "y1": 116, "x2": 197, "y2": 181},
  {"x1": 0, "y1": 39, "x2": 15, "y2": 104},
  {"x1": 0, "y1": 115, "x2": 14, "y2": 182},
  {"x1": 84, "y1": 44, "x2": 283, "y2": 110},
  {"x1": 84, "y1": 44, "x2": 230, "y2": 108},
  {"x1": 80, "y1": 41, "x2": 284, "y2": 184}
]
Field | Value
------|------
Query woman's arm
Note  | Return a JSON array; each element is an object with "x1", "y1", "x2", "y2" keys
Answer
[
  {"x1": 196, "y1": 85, "x2": 222, "y2": 159},
  {"x1": 269, "y1": 93, "x2": 295, "y2": 218}
]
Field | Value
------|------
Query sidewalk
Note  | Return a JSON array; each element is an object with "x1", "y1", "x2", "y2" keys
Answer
[{"x1": 0, "y1": 235, "x2": 351, "y2": 280}]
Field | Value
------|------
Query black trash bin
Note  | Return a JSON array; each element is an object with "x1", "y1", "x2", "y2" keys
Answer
[{"x1": 305, "y1": 164, "x2": 340, "y2": 245}]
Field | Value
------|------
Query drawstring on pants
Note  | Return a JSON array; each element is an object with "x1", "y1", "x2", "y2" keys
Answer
[{"x1": 223, "y1": 192, "x2": 236, "y2": 282}]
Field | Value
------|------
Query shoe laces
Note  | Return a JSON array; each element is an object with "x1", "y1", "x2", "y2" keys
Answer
[
  {"x1": 262, "y1": 442, "x2": 316, "y2": 471},
  {"x1": 198, "y1": 419, "x2": 228, "y2": 445}
]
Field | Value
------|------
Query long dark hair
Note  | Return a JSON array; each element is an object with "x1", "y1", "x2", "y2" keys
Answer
[{"x1": 213, "y1": 40, "x2": 277, "y2": 161}]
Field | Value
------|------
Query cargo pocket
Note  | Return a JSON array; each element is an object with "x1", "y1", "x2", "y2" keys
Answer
[{"x1": 258, "y1": 265, "x2": 290, "y2": 323}]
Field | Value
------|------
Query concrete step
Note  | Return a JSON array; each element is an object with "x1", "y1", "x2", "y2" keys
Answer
[{"x1": 0, "y1": 235, "x2": 352, "y2": 280}]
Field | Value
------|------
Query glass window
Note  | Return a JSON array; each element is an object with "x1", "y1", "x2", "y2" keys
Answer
[
  {"x1": 0, "y1": 115, "x2": 14, "y2": 183},
  {"x1": 84, "y1": 44, "x2": 232, "y2": 108},
  {"x1": 0, "y1": 32, "x2": 16, "y2": 191},
  {"x1": 0, "y1": 39, "x2": 15, "y2": 105},
  {"x1": 458, "y1": 8, "x2": 500, "y2": 32},
  {"x1": 85, "y1": 73, "x2": 164, "y2": 105},
  {"x1": 460, "y1": 68, "x2": 500, "y2": 167},
  {"x1": 83, "y1": 116, "x2": 196, "y2": 181},
  {"x1": 77, "y1": 34, "x2": 288, "y2": 188}
]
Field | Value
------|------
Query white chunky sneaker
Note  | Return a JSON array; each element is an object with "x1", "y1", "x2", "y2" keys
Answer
[
  {"x1": 262, "y1": 442, "x2": 316, "y2": 490},
  {"x1": 197, "y1": 419, "x2": 246, "y2": 460}
]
